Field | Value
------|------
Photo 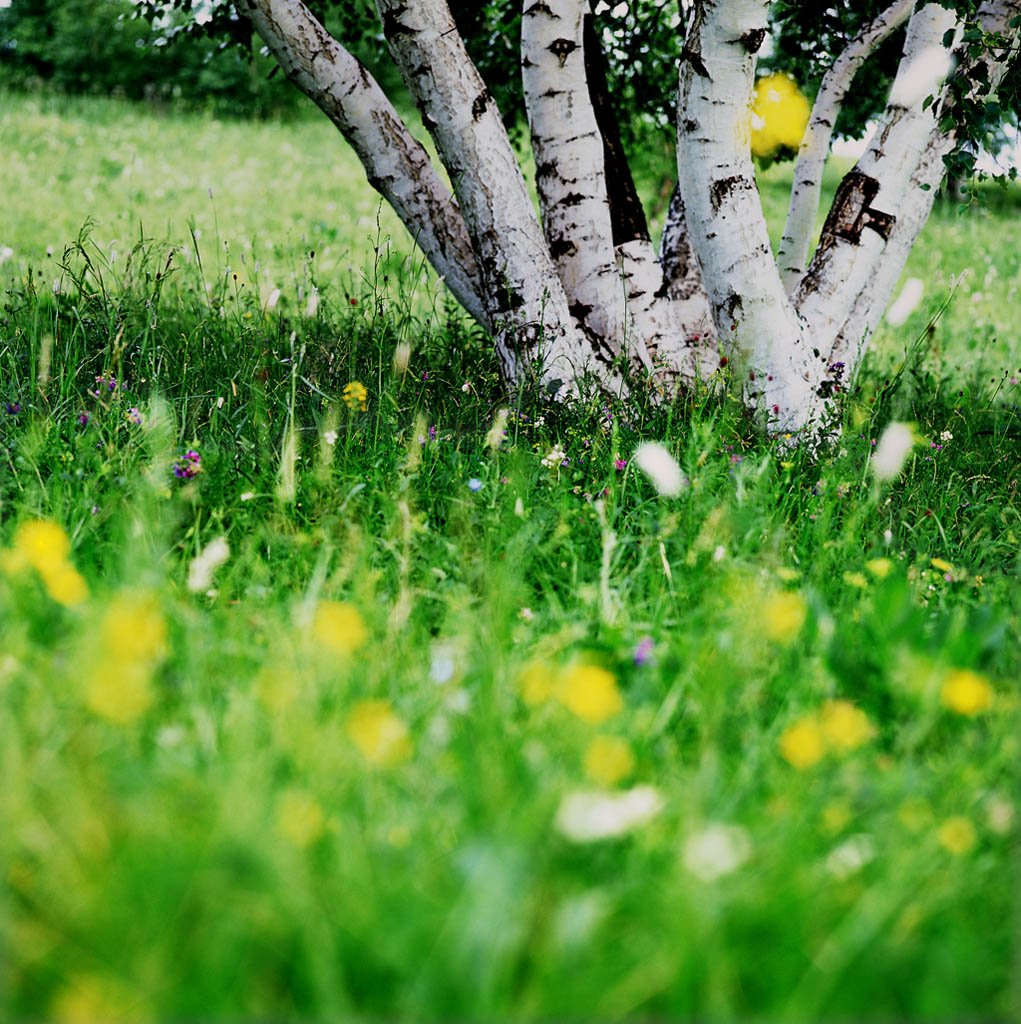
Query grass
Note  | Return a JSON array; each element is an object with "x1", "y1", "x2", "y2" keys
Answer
[{"x1": 1, "y1": 90, "x2": 1020, "y2": 1021}]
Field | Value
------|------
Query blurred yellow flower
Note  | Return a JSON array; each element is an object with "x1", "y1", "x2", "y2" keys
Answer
[
  {"x1": 865, "y1": 557, "x2": 893, "y2": 579},
  {"x1": 99, "y1": 592, "x2": 167, "y2": 665},
  {"x1": 85, "y1": 662, "x2": 153, "y2": 725},
  {"x1": 941, "y1": 668, "x2": 993, "y2": 715},
  {"x1": 558, "y1": 664, "x2": 622, "y2": 724},
  {"x1": 342, "y1": 381, "x2": 368, "y2": 412},
  {"x1": 931, "y1": 557, "x2": 953, "y2": 572},
  {"x1": 843, "y1": 571, "x2": 868, "y2": 589},
  {"x1": 779, "y1": 715, "x2": 825, "y2": 769},
  {"x1": 762, "y1": 591, "x2": 806, "y2": 644},
  {"x1": 750, "y1": 73, "x2": 810, "y2": 158},
  {"x1": 937, "y1": 815, "x2": 976, "y2": 855},
  {"x1": 275, "y1": 789, "x2": 326, "y2": 848},
  {"x1": 11, "y1": 518, "x2": 70, "y2": 572},
  {"x1": 38, "y1": 561, "x2": 89, "y2": 606},
  {"x1": 820, "y1": 699, "x2": 874, "y2": 752},
  {"x1": 311, "y1": 601, "x2": 368, "y2": 655},
  {"x1": 345, "y1": 699, "x2": 412, "y2": 766},
  {"x1": 584, "y1": 735, "x2": 635, "y2": 787},
  {"x1": 518, "y1": 660, "x2": 555, "y2": 706}
]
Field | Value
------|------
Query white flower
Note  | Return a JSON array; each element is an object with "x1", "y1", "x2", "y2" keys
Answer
[
  {"x1": 633, "y1": 442, "x2": 685, "y2": 497},
  {"x1": 940, "y1": 430, "x2": 953, "y2": 443},
  {"x1": 187, "y1": 536, "x2": 230, "y2": 593},
  {"x1": 323, "y1": 430, "x2": 338, "y2": 446},
  {"x1": 872, "y1": 422, "x2": 915, "y2": 481},
  {"x1": 461, "y1": 380, "x2": 471, "y2": 393},
  {"x1": 486, "y1": 408, "x2": 508, "y2": 452},
  {"x1": 555, "y1": 786, "x2": 664, "y2": 843},
  {"x1": 825, "y1": 834, "x2": 875, "y2": 880},
  {"x1": 240, "y1": 491, "x2": 255, "y2": 502},
  {"x1": 541, "y1": 445, "x2": 566, "y2": 469},
  {"x1": 712, "y1": 545, "x2": 726, "y2": 563},
  {"x1": 518, "y1": 607, "x2": 534, "y2": 623},
  {"x1": 682, "y1": 823, "x2": 751, "y2": 881},
  {"x1": 885, "y1": 278, "x2": 925, "y2": 327}
]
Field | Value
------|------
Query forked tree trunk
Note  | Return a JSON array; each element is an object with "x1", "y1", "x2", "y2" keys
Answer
[{"x1": 237, "y1": 0, "x2": 1020, "y2": 441}]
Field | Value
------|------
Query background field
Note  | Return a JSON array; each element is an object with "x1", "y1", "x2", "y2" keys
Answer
[{"x1": 1, "y1": 90, "x2": 1019, "y2": 1022}]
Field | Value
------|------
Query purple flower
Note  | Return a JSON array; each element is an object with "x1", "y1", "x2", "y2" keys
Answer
[
  {"x1": 468, "y1": 478, "x2": 483, "y2": 492},
  {"x1": 173, "y1": 449, "x2": 202, "y2": 480},
  {"x1": 4, "y1": 401, "x2": 19, "y2": 415},
  {"x1": 126, "y1": 407, "x2": 143, "y2": 425},
  {"x1": 634, "y1": 637, "x2": 655, "y2": 667},
  {"x1": 615, "y1": 458, "x2": 627, "y2": 471},
  {"x1": 77, "y1": 410, "x2": 90, "y2": 427}
]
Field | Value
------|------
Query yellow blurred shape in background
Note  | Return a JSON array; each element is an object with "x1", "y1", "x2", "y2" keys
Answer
[
  {"x1": 751, "y1": 73, "x2": 810, "y2": 158},
  {"x1": 345, "y1": 699, "x2": 412, "y2": 766}
]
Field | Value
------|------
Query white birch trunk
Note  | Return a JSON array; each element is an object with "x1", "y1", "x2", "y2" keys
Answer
[
  {"x1": 521, "y1": 0, "x2": 628, "y2": 364},
  {"x1": 376, "y1": 0, "x2": 613, "y2": 395},
  {"x1": 778, "y1": 0, "x2": 914, "y2": 293},
  {"x1": 236, "y1": 0, "x2": 488, "y2": 329}
]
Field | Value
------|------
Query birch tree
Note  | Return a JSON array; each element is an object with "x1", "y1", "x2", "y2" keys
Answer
[{"x1": 143, "y1": 0, "x2": 1021, "y2": 440}]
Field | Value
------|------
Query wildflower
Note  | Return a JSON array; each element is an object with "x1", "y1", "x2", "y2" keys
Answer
[
  {"x1": 633, "y1": 637, "x2": 654, "y2": 667},
  {"x1": 843, "y1": 571, "x2": 868, "y2": 589},
  {"x1": 172, "y1": 450, "x2": 202, "y2": 480},
  {"x1": 461, "y1": 380, "x2": 471, "y2": 393},
  {"x1": 937, "y1": 816, "x2": 976, "y2": 856},
  {"x1": 940, "y1": 668, "x2": 993, "y2": 715},
  {"x1": 518, "y1": 660, "x2": 555, "y2": 705},
  {"x1": 275, "y1": 789, "x2": 326, "y2": 848},
  {"x1": 559, "y1": 664, "x2": 623, "y2": 724},
  {"x1": 40, "y1": 561, "x2": 89, "y2": 606},
  {"x1": 779, "y1": 715, "x2": 825, "y2": 769},
  {"x1": 1, "y1": 519, "x2": 89, "y2": 606},
  {"x1": 750, "y1": 73, "x2": 810, "y2": 157},
  {"x1": 930, "y1": 557, "x2": 953, "y2": 572},
  {"x1": 584, "y1": 735, "x2": 635, "y2": 787},
  {"x1": 614, "y1": 458, "x2": 627, "y2": 472},
  {"x1": 310, "y1": 601, "x2": 368, "y2": 656},
  {"x1": 125, "y1": 407, "x2": 143, "y2": 425},
  {"x1": 939, "y1": 430, "x2": 953, "y2": 443},
  {"x1": 885, "y1": 278, "x2": 925, "y2": 327},
  {"x1": 825, "y1": 834, "x2": 875, "y2": 880},
  {"x1": 345, "y1": 699, "x2": 412, "y2": 766},
  {"x1": 77, "y1": 410, "x2": 90, "y2": 427},
  {"x1": 468, "y1": 478, "x2": 483, "y2": 492},
  {"x1": 633, "y1": 442, "x2": 685, "y2": 496},
  {"x1": 541, "y1": 444, "x2": 566, "y2": 469},
  {"x1": 554, "y1": 786, "x2": 663, "y2": 842},
  {"x1": 5, "y1": 401, "x2": 19, "y2": 415},
  {"x1": 322, "y1": 430, "x2": 338, "y2": 446},
  {"x1": 865, "y1": 557, "x2": 893, "y2": 579},
  {"x1": 762, "y1": 590, "x2": 807, "y2": 644},
  {"x1": 485, "y1": 408, "x2": 508, "y2": 451},
  {"x1": 682, "y1": 823, "x2": 751, "y2": 881},
  {"x1": 186, "y1": 536, "x2": 230, "y2": 594},
  {"x1": 872, "y1": 422, "x2": 915, "y2": 481},
  {"x1": 342, "y1": 381, "x2": 368, "y2": 412},
  {"x1": 819, "y1": 699, "x2": 874, "y2": 752},
  {"x1": 518, "y1": 607, "x2": 534, "y2": 623}
]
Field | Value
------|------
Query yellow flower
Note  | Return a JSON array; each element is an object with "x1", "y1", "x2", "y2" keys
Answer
[
  {"x1": 941, "y1": 668, "x2": 993, "y2": 715},
  {"x1": 275, "y1": 789, "x2": 326, "y2": 848},
  {"x1": 820, "y1": 699, "x2": 874, "y2": 752},
  {"x1": 937, "y1": 815, "x2": 976, "y2": 856},
  {"x1": 779, "y1": 715, "x2": 825, "y2": 769},
  {"x1": 931, "y1": 557, "x2": 953, "y2": 572},
  {"x1": 342, "y1": 381, "x2": 368, "y2": 412},
  {"x1": 584, "y1": 735, "x2": 635, "y2": 787},
  {"x1": 85, "y1": 661, "x2": 153, "y2": 725},
  {"x1": 843, "y1": 571, "x2": 868, "y2": 589},
  {"x1": 518, "y1": 660, "x2": 555, "y2": 706},
  {"x1": 99, "y1": 592, "x2": 167, "y2": 664},
  {"x1": 762, "y1": 591, "x2": 806, "y2": 644},
  {"x1": 750, "y1": 73, "x2": 810, "y2": 158},
  {"x1": 310, "y1": 601, "x2": 368, "y2": 656},
  {"x1": 345, "y1": 699, "x2": 412, "y2": 766},
  {"x1": 865, "y1": 557, "x2": 893, "y2": 579},
  {"x1": 558, "y1": 664, "x2": 622, "y2": 724},
  {"x1": 39, "y1": 561, "x2": 89, "y2": 606},
  {"x1": 11, "y1": 519, "x2": 71, "y2": 572}
]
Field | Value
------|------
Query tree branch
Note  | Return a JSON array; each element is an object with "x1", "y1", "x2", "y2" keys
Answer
[
  {"x1": 777, "y1": 0, "x2": 914, "y2": 294},
  {"x1": 236, "y1": 0, "x2": 489, "y2": 329}
]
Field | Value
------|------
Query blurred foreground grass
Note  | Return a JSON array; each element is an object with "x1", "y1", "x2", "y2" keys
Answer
[{"x1": 0, "y1": 91, "x2": 1019, "y2": 1021}]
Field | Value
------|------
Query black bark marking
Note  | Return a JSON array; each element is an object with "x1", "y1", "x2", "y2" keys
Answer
[
  {"x1": 816, "y1": 170, "x2": 896, "y2": 248},
  {"x1": 550, "y1": 237, "x2": 578, "y2": 259},
  {"x1": 582, "y1": 13, "x2": 650, "y2": 245},
  {"x1": 738, "y1": 28, "x2": 765, "y2": 53},
  {"x1": 710, "y1": 175, "x2": 753, "y2": 214},
  {"x1": 681, "y1": 44, "x2": 711, "y2": 80},
  {"x1": 471, "y1": 89, "x2": 491, "y2": 121},
  {"x1": 523, "y1": 1, "x2": 556, "y2": 16},
  {"x1": 558, "y1": 192, "x2": 588, "y2": 207},
  {"x1": 724, "y1": 291, "x2": 743, "y2": 320},
  {"x1": 568, "y1": 301, "x2": 593, "y2": 321},
  {"x1": 380, "y1": 4, "x2": 413, "y2": 40},
  {"x1": 548, "y1": 38, "x2": 578, "y2": 68}
]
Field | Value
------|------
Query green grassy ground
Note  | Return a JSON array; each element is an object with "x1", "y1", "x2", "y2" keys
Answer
[{"x1": 1, "y1": 91, "x2": 1019, "y2": 1021}]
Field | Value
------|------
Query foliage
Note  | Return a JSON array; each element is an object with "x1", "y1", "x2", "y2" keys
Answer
[{"x1": 1, "y1": 93, "x2": 1020, "y2": 1022}]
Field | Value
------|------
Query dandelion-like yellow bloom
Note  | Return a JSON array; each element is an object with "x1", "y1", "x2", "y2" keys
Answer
[
  {"x1": 311, "y1": 601, "x2": 368, "y2": 656},
  {"x1": 843, "y1": 571, "x2": 869, "y2": 589},
  {"x1": 518, "y1": 659, "x2": 556, "y2": 707},
  {"x1": 85, "y1": 661, "x2": 153, "y2": 725},
  {"x1": 99, "y1": 592, "x2": 167, "y2": 665},
  {"x1": 865, "y1": 557, "x2": 893, "y2": 579},
  {"x1": 779, "y1": 715, "x2": 825, "y2": 769},
  {"x1": 937, "y1": 815, "x2": 976, "y2": 855},
  {"x1": 342, "y1": 381, "x2": 368, "y2": 412},
  {"x1": 2, "y1": 519, "x2": 90, "y2": 605},
  {"x1": 820, "y1": 699, "x2": 875, "y2": 752},
  {"x1": 275, "y1": 788, "x2": 326, "y2": 848},
  {"x1": 38, "y1": 561, "x2": 89, "y2": 606},
  {"x1": 762, "y1": 591, "x2": 807, "y2": 645},
  {"x1": 750, "y1": 73, "x2": 810, "y2": 158},
  {"x1": 584, "y1": 735, "x2": 635, "y2": 787},
  {"x1": 558, "y1": 664, "x2": 623, "y2": 724},
  {"x1": 931, "y1": 557, "x2": 953, "y2": 572},
  {"x1": 345, "y1": 699, "x2": 413, "y2": 766},
  {"x1": 940, "y1": 668, "x2": 993, "y2": 715}
]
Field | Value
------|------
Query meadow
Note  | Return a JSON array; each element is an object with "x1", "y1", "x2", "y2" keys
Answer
[{"x1": 1, "y1": 90, "x2": 1019, "y2": 1021}]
